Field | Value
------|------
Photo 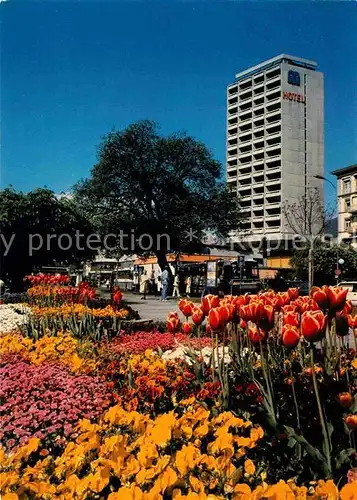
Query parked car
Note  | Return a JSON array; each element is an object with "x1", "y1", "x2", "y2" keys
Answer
[{"x1": 338, "y1": 281, "x2": 357, "y2": 306}]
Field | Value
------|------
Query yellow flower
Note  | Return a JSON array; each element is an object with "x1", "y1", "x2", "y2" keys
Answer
[
  {"x1": 2, "y1": 494, "x2": 19, "y2": 500},
  {"x1": 244, "y1": 459, "x2": 255, "y2": 476},
  {"x1": 352, "y1": 358, "x2": 357, "y2": 370},
  {"x1": 233, "y1": 483, "x2": 252, "y2": 500},
  {"x1": 175, "y1": 444, "x2": 201, "y2": 476}
]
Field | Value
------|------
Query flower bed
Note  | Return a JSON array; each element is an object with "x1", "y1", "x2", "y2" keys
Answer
[{"x1": 1, "y1": 283, "x2": 357, "y2": 497}]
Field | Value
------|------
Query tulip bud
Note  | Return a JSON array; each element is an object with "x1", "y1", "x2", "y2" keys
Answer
[
  {"x1": 301, "y1": 310, "x2": 327, "y2": 342},
  {"x1": 191, "y1": 306, "x2": 204, "y2": 326},
  {"x1": 248, "y1": 327, "x2": 266, "y2": 346},
  {"x1": 338, "y1": 392, "x2": 353, "y2": 409},
  {"x1": 345, "y1": 414, "x2": 357, "y2": 430},
  {"x1": 182, "y1": 322, "x2": 193, "y2": 335}
]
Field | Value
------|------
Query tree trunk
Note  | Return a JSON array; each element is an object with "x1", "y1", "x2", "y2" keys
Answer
[
  {"x1": 308, "y1": 245, "x2": 314, "y2": 291},
  {"x1": 155, "y1": 248, "x2": 169, "y2": 273}
]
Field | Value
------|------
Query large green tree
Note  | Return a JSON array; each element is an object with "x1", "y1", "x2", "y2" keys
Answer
[
  {"x1": 290, "y1": 243, "x2": 357, "y2": 286},
  {"x1": 0, "y1": 188, "x2": 95, "y2": 291},
  {"x1": 74, "y1": 120, "x2": 243, "y2": 270}
]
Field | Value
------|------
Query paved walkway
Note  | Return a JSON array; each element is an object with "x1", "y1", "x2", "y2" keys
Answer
[{"x1": 124, "y1": 293, "x2": 186, "y2": 322}]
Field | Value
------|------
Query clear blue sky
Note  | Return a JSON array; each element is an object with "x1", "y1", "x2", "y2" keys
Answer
[{"x1": 1, "y1": 1, "x2": 356, "y2": 205}]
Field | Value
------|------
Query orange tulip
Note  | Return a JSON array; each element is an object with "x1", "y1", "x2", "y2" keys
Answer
[
  {"x1": 179, "y1": 299, "x2": 194, "y2": 317},
  {"x1": 343, "y1": 300, "x2": 352, "y2": 315},
  {"x1": 248, "y1": 326, "x2": 266, "y2": 345},
  {"x1": 201, "y1": 294, "x2": 220, "y2": 315},
  {"x1": 345, "y1": 414, "x2": 357, "y2": 430},
  {"x1": 182, "y1": 322, "x2": 193, "y2": 335},
  {"x1": 167, "y1": 312, "x2": 180, "y2": 333},
  {"x1": 258, "y1": 304, "x2": 275, "y2": 331},
  {"x1": 282, "y1": 325, "x2": 300, "y2": 348},
  {"x1": 282, "y1": 304, "x2": 298, "y2": 313},
  {"x1": 311, "y1": 286, "x2": 329, "y2": 309},
  {"x1": 348, "y1": 315, "x2": 357, "y2": 329},
  {"x1": 301, "y1": 310, "x2": 327, "y2": 342},
  {"x1": 287, "y1": 288, "x2": 299, "y2": 301},
  {"x1": 208, "y1": 307, "x2": 222, "y2": 331},
  {"x1": 337, "y1": 392, "x2": 353, "y2": 409},
  {"x1": 191, "y1": 306, "x2": 204, "y2": 326},
  {"x1": 283, "y1": 312, "x2": 299, "y2": 327},
  {"x1": 324, "y1": 286, "x2": 348, "y2": 312}
]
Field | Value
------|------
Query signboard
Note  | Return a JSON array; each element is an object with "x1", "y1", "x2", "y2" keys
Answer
[
  {"x1": 206, "y1": 261, "x2": 217, "y2": 287},
  {"x1": 283, "y1": 91, "x2": 305, "y2": 103},
  {"x1": 288, "y1": 70, "x2": 300, "y2": 86}
]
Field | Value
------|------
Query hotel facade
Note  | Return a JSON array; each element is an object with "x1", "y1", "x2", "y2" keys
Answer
[{"x1": 226, "y1": 54, "x2": 324, "y2": 244}]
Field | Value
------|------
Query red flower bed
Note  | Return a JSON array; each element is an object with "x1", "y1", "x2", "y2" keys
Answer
[
  {"x1": 106, "y1": 330, "x2": 213, "y2": 354},
  {"x1": 0, "y1": 358, "x2": 111, "y2": 451}
]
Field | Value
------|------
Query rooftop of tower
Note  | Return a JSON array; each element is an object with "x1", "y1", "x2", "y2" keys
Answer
[{"x1": 234, "y1": 54, "x2": 318, "y2": 81}]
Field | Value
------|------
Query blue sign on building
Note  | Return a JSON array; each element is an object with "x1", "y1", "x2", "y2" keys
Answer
[{"x1": 288, "y1": 70, "x2": 300, "y2": 86}]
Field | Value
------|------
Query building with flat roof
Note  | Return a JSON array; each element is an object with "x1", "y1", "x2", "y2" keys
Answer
[
  {"x1": 331, "y1": 164, "x2": 357, "y2": 248},
  {"x1": 226, "y1": 54, "x2": 324, "y2": 244}
]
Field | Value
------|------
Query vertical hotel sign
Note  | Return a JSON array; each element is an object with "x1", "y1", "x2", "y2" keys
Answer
[{"x1": 283, "y1": 70, "x2": 305, "y2": 103}]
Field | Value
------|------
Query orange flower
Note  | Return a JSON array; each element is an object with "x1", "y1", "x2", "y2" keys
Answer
[
  {"x1": 287, "y1": 287, "x2": 299, "y2": 301},
  {"x1": 282, "y1": 325, "x2": 300, "y2": 349},
  {"x1": 208, "y1": 308, "x2": 222, "y2": 331},
  {"x1": 311, "y1": 286, "x2": 329, "y2": 309},
  {"x1": 178, "y1": 299, "x2": 194, "y2": 318},
  {"x1": 325, "y1": 285, "x2": 348, "y2": 312},
  {"x1": 337, "y1": 392, "x2": 353, "y2": 410},
  {"x1": 348, "y1": 315, "x2": 357, "y2": 329},
  {"x1": 301, "y1": 310, "x2": 327, "y2": 342},
  {"x1": 201, "y1": 294, "x2": 220, "y2": 315},
  {"x1": 283, "y1": 312, "x2": 299, "y2": 327},
  {"x1": 167, "y1": 312, "x2": 180, "y2": 333},
  {"x1": 191, "y1": 306, "x2": 204, "y2": 326}
]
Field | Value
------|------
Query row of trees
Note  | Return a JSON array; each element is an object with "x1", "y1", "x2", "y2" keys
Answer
[{"x1": 1, "y1": 120, "x2": 357, "y2": 290}]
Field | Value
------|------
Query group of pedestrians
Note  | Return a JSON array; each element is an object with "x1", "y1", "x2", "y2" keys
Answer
[{"x1": 138, "y1": 267, "x2": 191, "y2": 301}]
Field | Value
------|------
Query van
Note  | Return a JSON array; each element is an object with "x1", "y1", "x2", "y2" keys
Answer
[{"x1": 338, "y1": 281, "x2": 357, "y2": 306}]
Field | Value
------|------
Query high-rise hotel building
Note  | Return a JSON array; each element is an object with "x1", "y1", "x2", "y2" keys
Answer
[{"x1": 226, "y1": 54, "x2": 324, "y2": 244}]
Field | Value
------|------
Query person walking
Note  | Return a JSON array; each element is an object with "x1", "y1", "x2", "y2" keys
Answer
[
  {"x1": 139, "y1": 271, "x2": 150, "y2": 300},
  {"x1": 160, "y1": 266, "x2": 170, "y2": 301},
  {"x1": 156, "y1": 275, "x2": 162, "y2": 296},
  {"x1": 172, "y1": 274, "x2": 180, "y2": 298},
  {"x1": 185, "y1": 276, "x2": 192, "y2": 298}
]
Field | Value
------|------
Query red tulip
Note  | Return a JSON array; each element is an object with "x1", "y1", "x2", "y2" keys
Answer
[
  {"x1": 247, "y1": 301, "x2": 266, "y2": 323},
  {"x1": 208, "y1": 308, "x2": 223, "y2": 331},
  {"x1": 258, "y1": 305, "x2": 275, "y2": 331},
  {"x1": 182, "y1": 322, "x2": 193, "y2": 335},
  {"x1": 311, "y1": 286, "x2": 329, "y2": 309},
  {"x1": 248, "y1": 326, "x2": 266, "y2": 346},
  {"x1": 167, "y1": 312, "x2": 180, "y2": 333},
  {"x1": 282, "y1": 304, "x2": 298, "y2": 313},
  {"x1": 324, "y1": 286, "x2": 348, "y2": 313},
  {"x1": 192, "y1": 306, "x2": 204, "y2": 326},
  {"x1": 283, "y1": 312, "x2": 299, "y2": 328},
  {"x1": 337, "y1": 392, "x2": 353, "y2": 409},
  {"x1": 239, "y1": 319, "x2": 247, "y2": 329},
  {"x1": 272, "y1": 294, "x2": 285, "y2": 311},
  {"x1": 301, "y1": 310, "x2": 327, "y2": 342},
  {"x1": 287, "y1": 288, "x2": 299, "y2": 301},
  {"x1": 345, "y1": 414, "x2": 357, "y2": 430},
  {"x1": 179, "y1": 299, "x2": 194, "y2": 317},
  {"x1": 282, "y1": 325, "x2": 300, "y2": 348},
  {"x1": 342, "y1": 300, "x2": 352, "y2": 316},
  {"x1": 201, "y1": 294, "x2": 220, "y2": 315}
]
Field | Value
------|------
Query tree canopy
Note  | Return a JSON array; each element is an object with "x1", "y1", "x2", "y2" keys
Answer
[
  {"x1": 0, "y1": 188, "x2": 95, "y2": 290},
  {"x1": 74, "y1": 120, "x2": 243, "y2": 270},
  {"x1": 290, "y1": 243, "x2": 357, "y2": 286}
]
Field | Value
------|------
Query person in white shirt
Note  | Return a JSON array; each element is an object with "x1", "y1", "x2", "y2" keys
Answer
[{"x1": 172, "y1": 274, "x2": 180, "y2": 298}]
